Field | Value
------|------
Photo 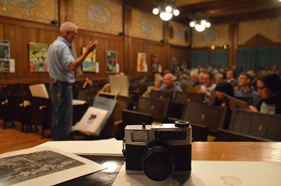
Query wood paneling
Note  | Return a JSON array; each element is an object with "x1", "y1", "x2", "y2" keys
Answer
[{"x1": 238, "y1": 34, "x2": 281, "y2": 48}]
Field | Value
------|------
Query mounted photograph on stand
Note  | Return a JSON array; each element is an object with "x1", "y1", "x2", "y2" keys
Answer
[
  {"x1": 172, "y1": 57, "x2": 179, "y2": 71},
  {"x1": 137, "y1": 52, "x2": 147, "y2": 72},
  {"x1": 151, "y1": 54, "x2": 160, "y2": 72},
  {"x1": 105, "y1": 51, "x2": 117, "y2": 73},
  {"x1": 29, "y1": 42, "x2": 48, "y2": 72},
  {"x1": 0, "y1": 40, "x2": 10, "y2": 73},
  {"x1": 82, "y1": 47, "x2": 96, "y2": 72}
]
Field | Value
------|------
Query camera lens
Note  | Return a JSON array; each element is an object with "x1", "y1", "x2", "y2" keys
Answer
[{"x1": 142, "y1": 141, "x2": 175, "y2": 181}]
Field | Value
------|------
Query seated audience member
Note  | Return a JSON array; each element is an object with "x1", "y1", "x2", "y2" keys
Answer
[
  {"x1": 179, "y1": 74, "x2": 192, "y2": 89},
  {"x1": 190, "y1": 71, "x2": 200, "y2": 87},
  {"x1": 231, "y1": 72, "x2": 281, "y2": 115},
  {"x1": 212, "y1": 82, "x2": 234, "y2": 129},
  {"x1": 235, "y1": 72, "x2": 261, "y2": 108},
  {"x1": 81, "y1": 76, "x2": 93, "y2": 90},
  {"x1": 198, "y1": 72, "x2": 205, "y2": 85},
  {"x1": 247, "y1": 70, "x2": 258, "y2": 90},
  {"x1": 198, "y1": 72, "x2": 216, "y2": 104},
  {"x1": 99, "y1": 72, "x2": 127, "y2": 93},
  {"x1": 160, "y1": 73, "x2": 182, "y2": 101},
  {"x1": 142, "y1": 76, "x2": 163, "y2": 97},
  {"x1": 215, "y1": 73, "x2": 224, "y2": 85},
  {"x1": 225, "y1": 70, "x2": 239, "y2": 90}
]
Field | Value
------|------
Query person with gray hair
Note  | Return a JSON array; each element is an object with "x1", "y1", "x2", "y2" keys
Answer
[
  {"x1": 190, "y1": 70, "x2": 199, "y2": 86},
  {"x1": 160, "y1": 73, "x2": 182, "y2": 101},
  {"x1": 215, "y1": 73, "x2": 224, "y2": 85},
  {"x1": 48, "y1": 21, "x2": 98, "y2": 141}
]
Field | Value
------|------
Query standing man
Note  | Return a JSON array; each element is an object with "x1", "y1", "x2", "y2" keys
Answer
[
  {"x1": 235, "y1": 72, "x2": 261, "y2": 108},
  {"x1": 160, "y1": 73, "x2": 182, "y2": 101},
  {"x1": 198, "y1": 72, "x2": 216, "y2": 104},
  {"x1": 48, "y1": 22, "x2": 98, "y2": 141}
]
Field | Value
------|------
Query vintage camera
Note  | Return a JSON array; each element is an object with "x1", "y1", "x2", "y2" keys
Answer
[{"x1": 122, "y1": 121, "x2": 192, "y2": 181}]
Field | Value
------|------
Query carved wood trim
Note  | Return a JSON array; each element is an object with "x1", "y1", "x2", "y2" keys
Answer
[{"x1": 238, "y1": 34, "x2": 281, "y2": 48}]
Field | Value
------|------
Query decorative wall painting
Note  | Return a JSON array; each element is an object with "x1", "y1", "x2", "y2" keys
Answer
[
  {"x1": 105, "y1": 51, "x2": 117, "y2": 73},
  {"x1": 82, "y1": 47, "x2": 96, "y2": 72},
  {"x1": 137, "y1": 53, "x2": 147, "y2": 72},
  {"x1": 29, "y1": 42, "x2": 48, "y2": 72},
  {"x1": 151, "y1": 54, "x2": 160, "y2": 72},
  {"x1": 0, "y1": 40, "x2": 10, "y2": 72}
]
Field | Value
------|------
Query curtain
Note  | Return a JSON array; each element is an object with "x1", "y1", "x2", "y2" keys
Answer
[
  {"x1": 210, "y1": 50, "x2": 229, "y2": 67},
  {"x1": 191, "y1": 51, "x2": 208, "y2": 67},
  {"x1": 236, "y1": 47, "x2": 281, "y2": 75}
]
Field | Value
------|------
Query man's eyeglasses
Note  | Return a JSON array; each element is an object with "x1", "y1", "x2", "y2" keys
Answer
[{"x1": 257, "y1": 86, "x2": 266, "y2": 90}]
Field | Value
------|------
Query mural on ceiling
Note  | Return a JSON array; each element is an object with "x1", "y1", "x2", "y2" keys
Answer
[
  {"x1": 73, "y1": 0, "x2": 122, "y2": 35},
  {"x1": 0, "y1": 0, "x2": 58, "y2": 24},
  {"x1": 192, "y1": 24, "x2": 231, "y2": 48},
  {"x1": 131, "y1": 9, "x2": 163, "y2": 42},
  {"x1": 238, "y1": 17, "x2": 281, "y2": 45},
  {"x1": 168, "y1": 21, "x2": 190, "y2": 47}
]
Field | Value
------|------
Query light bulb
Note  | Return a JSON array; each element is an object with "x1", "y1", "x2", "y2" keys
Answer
[
  {"x1": 160, "y1": 12, "x2": 173, "y2": 21},
  {"x1": 201, "y1": 20, "x2": 206, "y2": 25},
  {"x1": 189, "y1": 21, "x2": 195, "y2": 27},
  {"x1": 152, "y1": 8, "x2": 159, "y2": 15},
  {"x1": 165, "y1": 6, "x2": 172, "y2": 13},
  {"x1": 173, "y1": 9, "x2": 180, "y2": 16},
  {"x1": 206, "y1": 22, "x2": 211, "y2": 28},
  {"x1": 195, "y1": 24, "x2": 205, "y2": 32}
]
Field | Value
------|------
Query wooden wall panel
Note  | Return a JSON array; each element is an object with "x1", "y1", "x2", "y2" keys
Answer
[
  {"x1": 168, "y1": 45, "x2": 190, "y2": 70},
  {"x1": 130, "y1": 38, "x2": 165, "y2": 78}
]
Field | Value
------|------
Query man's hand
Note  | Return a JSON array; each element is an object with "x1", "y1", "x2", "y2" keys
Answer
[
  {"x1": 86, "y1": 40, "x2": 98, "y2": 54},
  {"x1": 198, "y1": 89, "x2": 209, "y2": 97}
]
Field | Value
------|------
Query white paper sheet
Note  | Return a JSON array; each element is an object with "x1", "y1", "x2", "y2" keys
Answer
[
  {"x1": 37, "y1": 139, "x2": 123, "y2": 156},
  {"x1": 113, "y1": 161, "x2": 281, "y2": 186},
  {"x1": 0, "y1": 146, "x2": 106, "y2": 186},
  {"x1": 72, "y1": 99, "x2": 87, "y2": 105}
]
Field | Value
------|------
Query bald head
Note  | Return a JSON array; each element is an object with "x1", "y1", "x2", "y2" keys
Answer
[{"x1": 163, "y1": 73, "x2": 175, "y2": 89}]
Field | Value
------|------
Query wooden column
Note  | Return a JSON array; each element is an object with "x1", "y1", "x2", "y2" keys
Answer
[
  {"x1": 229, "y1": 23, "x2": 238, "y2": 67},
  {"x1": 123, "y1": 5, "x2": 133, "y2": 77},
  {"x1": 59, "y1": 0, "x2": 73, "y2": 25}
]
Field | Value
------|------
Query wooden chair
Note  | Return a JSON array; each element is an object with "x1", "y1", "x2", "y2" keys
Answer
[
  {"x1": 150, "y1": 90, "x2": 172, "y2": 100},
  {"x1": 174, "y1": 92, "x2": 205, "y2": 104},
  {"x1": 218, "y1": 109, "x2": 281, "y2": 141},
  {"x1": 77, "y1": 90, "x2": 97, "y2": 103},
  {"x1": 137, "y1": 97, "x2": 170, "y2": 122},
  {"x1": 6, "y1": 95, "x2": 26, "y2": 131},
  {"x1": 180, "y1": 103, "x2": 227, "y2": 134}
]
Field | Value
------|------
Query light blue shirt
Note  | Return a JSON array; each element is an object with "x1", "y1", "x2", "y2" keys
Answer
[
  {"x1": 160, "y1": 83, "x2": 183, "y2": 101},
  {"x1": 48, "y1": 36, "x2": 75, "y2": 83}
]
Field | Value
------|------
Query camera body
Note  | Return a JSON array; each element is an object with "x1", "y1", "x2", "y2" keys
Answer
[{"x1": 123, "y1": 121, "x2": 192, "y2": 181}]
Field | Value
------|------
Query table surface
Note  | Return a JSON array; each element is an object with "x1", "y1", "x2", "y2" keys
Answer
[{"x1": 57, "y1": 142, "x2": 281, "y2": 186}]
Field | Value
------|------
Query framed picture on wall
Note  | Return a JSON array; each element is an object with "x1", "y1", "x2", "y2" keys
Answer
[
  {"x1": 137, "y1": 53, "x2": 147, "y2": 72},
  {"x1": 0, "y1": 40, "x2": 10, "y2": 73},
  {"x1": 82, "y1": 47, "x2": 96, "y2": 72},
  {"x1": 105, "y1": 51, "x2": 117, "y2": 73},
  {"x1": 151, "y1": 54, "x2": 160, "y2": 72},
  {"x1": 29, "y1": 42, "x2": 48, "y2": 72},
  {"x1": 172, "y1": 57, "x2": 179, "y2": 71}
]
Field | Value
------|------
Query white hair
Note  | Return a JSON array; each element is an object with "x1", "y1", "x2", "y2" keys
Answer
[
  {"x1": 59, "y1": 22, "x2": 78, "y2": 35},
  {"x1": 190, "y1": 71, "x2": 198, "y2": 77},
  {"x1": 215, "y1": 73, "x2": 223, "y2": 78}
]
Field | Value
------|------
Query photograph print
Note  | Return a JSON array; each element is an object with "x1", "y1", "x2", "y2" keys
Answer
[
  {"x1": 0, "y1": 40, "x2": 10, "y2": 72},
  {"x1": 29, "y1": 42, "x2": 48, "y2": 72},
  {"x1": 105, "y1": 51, "x2": 117, "y2": 73},
  {"x1": 172, "y1": 57, "x2": 179, "y2": 71},
  {"x1": 82, "y1": 47, "x2": 96, "y2": 72},
  {"x1": 151, "y1": 54, "x2": 160, "y2": 72}
]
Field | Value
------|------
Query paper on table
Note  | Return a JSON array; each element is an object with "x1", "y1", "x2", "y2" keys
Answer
[
  {"x1": 72, "y1": 99, "x2": 87, "y2": 105},
  {"x1": 0, "y1": 146, "x2": 106, "y2": 186},
  {"x1": 38, "y1": 139, "x2": 123, "y2": 156},
  {"x1": 112, "y1": 164, "x2": 180, "y2": 186},
  {"x1": 113, "y1": 161, "x2": 281, "y2": 186}
]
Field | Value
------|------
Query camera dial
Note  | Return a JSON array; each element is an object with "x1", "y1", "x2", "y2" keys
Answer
[
  {"x1": 142, "y1": 140, "x2": 175, "y2": 181},
  {"x1": 175, "y1": 120, "x2": 190, "y2": 127}
]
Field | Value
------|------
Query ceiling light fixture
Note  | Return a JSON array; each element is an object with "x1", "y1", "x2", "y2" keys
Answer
[
  {"x1": 189, "y1": 19, "x2": 211, "y2": 32},
  {"x1": 152, "y1": 1, "x2": 180, "y2": 21}
]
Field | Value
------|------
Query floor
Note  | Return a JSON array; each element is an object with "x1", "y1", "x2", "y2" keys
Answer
[{"x1": 0, "y1": 121, "x2": 52, "y2": 154}]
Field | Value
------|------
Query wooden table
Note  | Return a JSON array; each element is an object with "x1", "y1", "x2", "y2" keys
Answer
[
  {"x1": 192, "y1": 142, "x2": 281, "y2": 162},
  {"x1": 56, "y1": 142, "x2": 281, "y2": 186}
]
